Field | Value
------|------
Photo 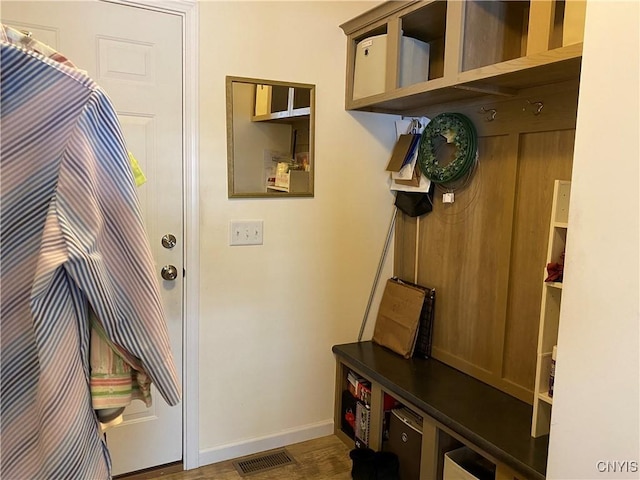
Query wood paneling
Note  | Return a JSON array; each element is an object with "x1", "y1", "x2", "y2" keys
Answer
[
  {"x1": 394, "y1": 81, "x2": 579, "y2": 402},
  {"x1": 502, "y1": 130, "x2": 574, "y2": 391},
  {"x1": 419, "y1": 134, "x2": 517, "y2": 375},
  {"x1": 462, "y1": 1, "x2": 529, "y2": 71}
]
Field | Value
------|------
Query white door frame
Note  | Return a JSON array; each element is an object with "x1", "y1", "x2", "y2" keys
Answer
[{"x1": 104, "y1": 0, "x2": 200, "y2": 470}]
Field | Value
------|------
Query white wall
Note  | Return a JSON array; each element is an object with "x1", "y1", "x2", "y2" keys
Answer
[
  {"x1": 197, "y1": 1, "x2": 394, "y2": 464},
  {"x1": 547, "y1": 2, "x2": 640, "y2": 479},
  {"x1": 197, "y1": 1, "x2": 640, "y2": 474}
]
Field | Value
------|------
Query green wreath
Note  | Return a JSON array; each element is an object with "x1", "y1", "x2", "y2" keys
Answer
[{"x1": 417, "y1": 113, "x2": 478, "y2": 184}]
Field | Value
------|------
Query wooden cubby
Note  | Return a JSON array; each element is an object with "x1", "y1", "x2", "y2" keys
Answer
[
  {"x1": 334, "y1": 359, "x2": 467, "y2": 480},
  {"x1": 335, "y1": 361, "x2": 385, "y2": 451},
  {"x1": 461, "y1": 1, "x2": 530, "y2": 71},
  {"x1": 333, "y1": 346, "x2": 540, "y2": 480},
  {"x1": 339, "y1": 0, "x2": 584, "y2": 446},
  {"x1": 339, "y1": 0, "x2": 585, "y2": 115},
  {"x1": 398, "y1": 0, "x2": 447, "y2": 82}
]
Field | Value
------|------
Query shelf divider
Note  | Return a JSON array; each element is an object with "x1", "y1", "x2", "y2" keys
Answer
[
  {"x1": 527, "y1": 1, "x2": 555, "y2": 55},
  {"x1": 443, "y1": 0, "x2": 464, "y2": 79}
]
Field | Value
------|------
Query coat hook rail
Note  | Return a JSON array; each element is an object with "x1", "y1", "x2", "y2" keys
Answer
[
  {"x1": 400, "y1": 116, "x2": 424, "y2": 134},
  {"x1": 478, "y1": 106, "x2": 497, "y2": 122},
  {"x1": 525, "y1": 100, "x2": 544, "y2": 115}
]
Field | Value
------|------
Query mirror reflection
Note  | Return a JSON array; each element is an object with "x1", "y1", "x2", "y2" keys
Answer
[{"x1": 226, "y1": 76, "x2": 315, "y2": 197}]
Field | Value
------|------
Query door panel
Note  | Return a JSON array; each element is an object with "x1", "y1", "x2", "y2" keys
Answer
[{"x1": 1, "y1": 1, "x2": 184, "y2": 475}]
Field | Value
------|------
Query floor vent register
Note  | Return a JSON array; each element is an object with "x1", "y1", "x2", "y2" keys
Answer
[{"x1": 232, "y1": 448, "x2": 297, "y2": 476}]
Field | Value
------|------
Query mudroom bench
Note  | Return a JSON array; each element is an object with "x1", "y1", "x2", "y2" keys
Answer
[{"x1": 333, "y1": 341, "x2": 549, "y2": 480}]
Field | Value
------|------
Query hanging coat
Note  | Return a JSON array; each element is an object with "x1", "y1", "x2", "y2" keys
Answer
[{"x1": 0, "y1": 34, "x2": 181, "y2": 479}]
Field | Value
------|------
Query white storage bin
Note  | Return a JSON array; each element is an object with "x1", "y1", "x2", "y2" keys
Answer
[
  {"x1": 399, "y1": 36, "x2": 430, "y2": 88},
  {"x1": 444, "y1": 447, "x2": 495, "y2": 480},
  {"x1": 353, "y1": 33, "x2": 430, "y2": 100},
  {"x1": 353, "y1": 34, "x2": 387, "y2": 99}
]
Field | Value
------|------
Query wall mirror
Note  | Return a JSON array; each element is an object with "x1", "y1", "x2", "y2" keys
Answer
[{"x1": 226, "y1": 76, "x2": 315, "y2": 197}]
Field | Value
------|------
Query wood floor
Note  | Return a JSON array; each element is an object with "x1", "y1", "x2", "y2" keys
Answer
[{"x1": 126, "y1": 435, "x2": 353, "y2": 480}]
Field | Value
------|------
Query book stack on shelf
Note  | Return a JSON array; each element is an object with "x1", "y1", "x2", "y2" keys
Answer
[
  {"x1": 355, "y1": 401, "x2": 370, "y2": 448},
  {"x1": 345, "y1": 371, "x2": 372, "y2": 448},
  {"x1": 343, "y1": 370, "x2": 400, "y2": 449}
]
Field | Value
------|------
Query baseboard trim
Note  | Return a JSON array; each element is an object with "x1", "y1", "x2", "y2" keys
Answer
[
  {"x1": 114, "y1": 461, "x2": 183, "y2": 480},
  {"x1": 198, "y1": 420, "x2": 334, "y2": 468}
]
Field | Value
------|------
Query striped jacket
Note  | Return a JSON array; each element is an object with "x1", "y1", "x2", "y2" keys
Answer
[{"x1": 1, "y1": 35, "x2": 181, "y2": 479}]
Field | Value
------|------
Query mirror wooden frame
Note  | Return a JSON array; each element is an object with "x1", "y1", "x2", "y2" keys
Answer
[{"x1": 226, "y1": 76, "x2": 315, "y2": 198}]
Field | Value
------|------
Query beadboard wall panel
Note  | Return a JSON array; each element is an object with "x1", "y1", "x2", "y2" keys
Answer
[
  {"x1": 501, "y1": 130, "x2": 574, "y2": 394},
  {"x1": 418, "y1": 134, "x2": 517, "y2": 378},
  {"x1": 393, "y1": 81, "x2": 578, "y2": 403}
]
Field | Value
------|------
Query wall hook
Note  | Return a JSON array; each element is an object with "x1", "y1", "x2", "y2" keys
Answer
[
  {"x1": 525, "y1": 100, "x2": 544, "y2": 115},
  {"x1": 410, "y1": 118, "x2": 422, "y2": 134},
  {"x1": 478, "y1": 106, "x2": 497, "y2": 122}
]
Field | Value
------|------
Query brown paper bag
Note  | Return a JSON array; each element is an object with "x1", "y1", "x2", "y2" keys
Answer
[
  {"x1": 394, "y1": 163, "x2": 421, "y2": 187},
  {"x1": 372, "y1": 278, "x2": 426, "y2": 359},
  {"x1": 386, "y1": 134, "x2": 418, "y2": 172}
]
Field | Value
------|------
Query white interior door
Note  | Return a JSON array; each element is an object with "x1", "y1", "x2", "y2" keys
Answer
[{"x1": 1, "y1": 1, "x2": 184, "y2": 475}]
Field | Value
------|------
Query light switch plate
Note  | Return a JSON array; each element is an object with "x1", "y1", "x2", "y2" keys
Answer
[{"x1": 230, "y1": 220, "x2": 263, "y2": 246}]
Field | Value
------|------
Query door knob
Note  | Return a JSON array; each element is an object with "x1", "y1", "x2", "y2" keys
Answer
[
  {"x1": 161, "y1": 265, "x2": 178, "y2": 281},
  {"x1": 162, "y1": 234, "x2": 177, "y2": 249}
]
